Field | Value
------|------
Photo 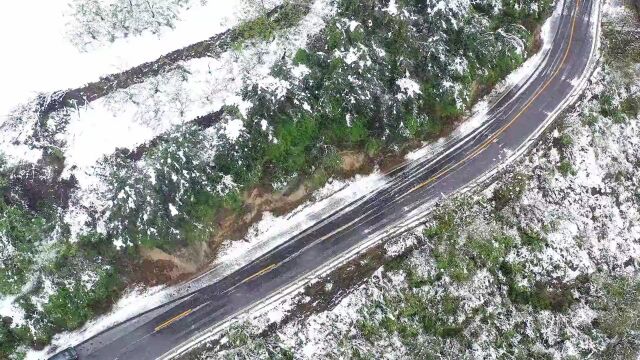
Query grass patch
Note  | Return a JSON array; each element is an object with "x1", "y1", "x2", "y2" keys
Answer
[{"x1": 558, "y1": 159, "x2": 577, "y2": 177}]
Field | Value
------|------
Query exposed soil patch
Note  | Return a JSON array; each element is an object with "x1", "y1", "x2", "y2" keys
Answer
[
  {"x1": 150, "y1": 101, "x2": 490, "y2": 280},
  {"x1": 141, "y1": 247, "x2": 198, "y2": 275},
  {"x1": 210, "y1": 149, "x2": 376, "y2": 244},
  {"x1": 135, "y1": 258, "x2": 182, "y2": 286},
  {"x1": 210, "y1": 181, "x2": 313, "y2": 250},
  {"x1": 153, "y1": 150, "x2": 374, "y2": 279},
  {"x1": 340, "y1": 151, "x2": 367, "y2": 173}
]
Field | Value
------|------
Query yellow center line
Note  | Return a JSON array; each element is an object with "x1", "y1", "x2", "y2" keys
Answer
[
  {"x1": 408, "y1": 0, "x2": 582, "y2": 195},
  {"x1": 224, "y1": 263, "x2": 281, "y2": 295},
  {"x1": 154, "y1": 308, "x2": 194, "y2": 332},
  {"x1": 240, "y1": 263, "x2": 279, "y2": 285}
]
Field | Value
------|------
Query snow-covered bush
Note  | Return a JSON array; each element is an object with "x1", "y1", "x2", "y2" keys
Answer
[{"x1": 67, "y1": 0, "x2": 201, "y2": 50}]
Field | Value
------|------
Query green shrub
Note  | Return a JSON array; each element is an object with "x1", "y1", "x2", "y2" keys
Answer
[
  {"x1": 293, "y1": 48, "x2": 311, "y2": 66},
  {"x1": 582, "y1": 111, "x2": 599, "y2": 126},
  {"x1": 0, "y1": 203, "x2": 54, "y2": 295},
  {"x1": 620, "y1": 96, "x2": 639, "y2": 118},
  {"x1": 519, "y1": 228, "x2": 546, "y2": 251},
  {"x1": 237, "y1": 16, "x2": 276, "y2": 43},
  {"x1": 266, "y1": 114, "x2": 319, "y2": 180},
  {"x1": 558, "y1": 160, "x2": 576, "y2": 177},
  {"x1": 594, "y1": 278, "x2": 640, "y2": 358},
  {"x1": 599, "y1": 93, "x2": 618, "y2": 118},
  {"x1": 492, "y1": 173, "x2": 528, "y2": 211},
  {"x1": 356, "y1": 318, "x2": 380, "y2": 342},
  {"x1": 507, "y1": 281, "x2": 575, "y2": 312},
  {"x1": 364, "y1": 139, "x2": 382, "y2": 157},
  {"x1": 559, "y1": 133, "x2": 573, "y2": 147}
]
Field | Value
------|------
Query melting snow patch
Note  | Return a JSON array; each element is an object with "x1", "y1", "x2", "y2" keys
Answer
[
  {"x1": 223, "y1": 118, "x2": 245, "y2": 141},
  {"x1": 396, "y1": 76, "x2": 422, "y2": 99},
  {"x1": 0, "y1": 296, "x2": 25, "y2": 327},
  {"x1": 384, "y1": 0, "x2": 399, "y2": 15}
]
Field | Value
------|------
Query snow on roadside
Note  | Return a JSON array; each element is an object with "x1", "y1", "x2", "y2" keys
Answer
[
  {"x1": 0, "y1": 0, "x2": 251, "y2": 122},
  {"x1": 31, "y1": 168, "x2": 385, "y2": 357},
  {"x1": 214, "y1": 87, "x2": 640, "y2": 359},
  {"x1": 191, "y1": 5, "x2": 640, "y2": 357},
  {"x1": 31, "y1": 0, "x2": 577, "y2": 348},
  {"x1": 277, "y1": 270, "x2": 392, "y2": 357},
  {"x1": 25, "y1": 286, "x2": 168, "y2": 360},
  {"x1": 9, "y1": 1, "x2": 593, "y2": 357},
  {"x1": 516, "y1": 84, "x2": 640, "y2": 280},
  {"x1": 405, "y1": 0, "x2": 563, "y2": 163},
  {"x1": 0, "y1": 295, "x2": 25, "y2": 327},
  {"x1": 207, "y1": 172, "x2": 386, "y2": 285}
]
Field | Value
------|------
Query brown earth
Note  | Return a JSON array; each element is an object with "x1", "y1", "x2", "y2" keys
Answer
[
  {"x1": 131, "y1": 100, "x2": 497, "y2": 286},
  {"x1": 135, "y1": 150, "x2": 375, "y2": 284},
  {"x1": 136, "y1": 247, "x2": 200, "y2": 285},
  {"x1": 138, "y1": 124, "x2": 475, "y2": 285}
]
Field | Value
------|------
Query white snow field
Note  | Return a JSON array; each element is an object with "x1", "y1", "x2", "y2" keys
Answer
[{"x1": 0, "y1": 0, "x2": 252, "y2": 121}]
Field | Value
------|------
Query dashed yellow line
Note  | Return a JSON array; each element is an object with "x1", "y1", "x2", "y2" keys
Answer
[
  {"x1": 154, "y1": 309, "x2": 194, "y2": 332},
  {"x1": 408, "y1": 0, "x2": 582, "y2": 195}
]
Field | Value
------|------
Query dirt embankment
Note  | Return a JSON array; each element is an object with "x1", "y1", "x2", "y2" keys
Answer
[
  {"x1": 136, "y1": 109, "x2": 482, "y2": 285},
  {"x1": 138, "y1": 247, "x2": 200, "y2": 285},
  {"x1": 137, "y1": 150, "x2": 372, "y2": 284},
  {"x1": 210, "y1": 151, "x2": 371, "y2": 249}
]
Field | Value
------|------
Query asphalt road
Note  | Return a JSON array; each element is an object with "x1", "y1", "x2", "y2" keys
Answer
[{"x1": 64, "y1": 0, "x2": 601, "y2": 358}]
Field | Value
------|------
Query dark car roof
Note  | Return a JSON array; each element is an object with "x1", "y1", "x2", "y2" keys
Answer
[{"x1": 47, "y1": 347, "x2": 78, "y2": 360}]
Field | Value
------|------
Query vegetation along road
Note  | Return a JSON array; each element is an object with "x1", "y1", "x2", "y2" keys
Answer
[{"x1": 56, "y1": 0, "x2": 602, "y2": 358}]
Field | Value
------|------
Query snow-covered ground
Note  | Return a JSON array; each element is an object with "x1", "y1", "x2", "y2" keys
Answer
[
  {"x1": 0, "y1": 0, "x2": 337, "y2": 242},
  {"x1": 197, "y1": 70, "x2": 640, "y2": 359},
  {"x1": 0, "y1": 0, "x2": 251, "y2": 121},
  {"x1": 25, "y1": 171, "x2": 384, "y2": 359},
  {"x1": 61, "y1": 0, "x2": 333, "y2": 180},
  {"x1": 0, "y1": 0, "x2": 614, "y2": 358}
]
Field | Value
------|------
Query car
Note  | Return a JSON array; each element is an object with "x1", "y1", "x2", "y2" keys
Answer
[{"x1": 47, "y1": 347, "x2": 79, "y2": 360}]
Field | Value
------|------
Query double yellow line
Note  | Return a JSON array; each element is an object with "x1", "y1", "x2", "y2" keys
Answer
[
  {"x1": 239, "y1": 263, "x2": 279, "y2": 285},
  {"x1": 153, "y1": 264, "x2": 280, "y2": 332},
  {"x1": 154, "y1": 309, "x2": 194, "y2": 332},
  {"x1": 408, "y1": 0, "x2": 582, "y2": 195},
  {"x1": 153, "y1": 263, "x2": 280, "y2": 332}
]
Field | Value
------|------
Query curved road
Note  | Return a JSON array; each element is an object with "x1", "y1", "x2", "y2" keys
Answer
[{"x1": 65, "y1": 0, "x2": 601, "y2": 358}]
